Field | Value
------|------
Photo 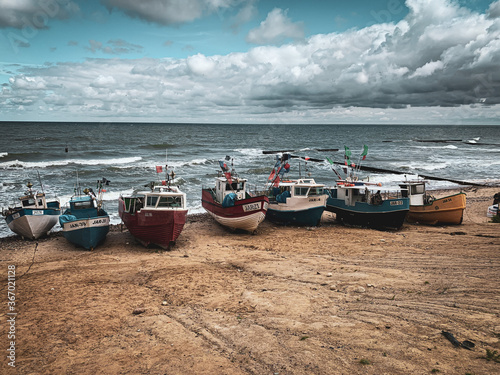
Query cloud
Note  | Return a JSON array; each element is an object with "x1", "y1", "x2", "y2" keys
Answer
[
  {"x1": 246, "y1": 8, "x2": 304, "y2": 45},
  {"x1": 102, "y1": 0, "x2": 240, "y2": 26},
  {"x1": 229, "y1": 1, "x2": 257, "y2": 33},
  {"x1": 85, "y1": 39, "x2": 143, "y2": 55},
  {"x1": 487, "y1": 0, "x2": 500, "y2": 19},
  {"x1": 1, "y1": 0, "x2": 500, "y2": 123},
  {"x1": 0, "y1": 0, "x2": 80, "y2": 29}
]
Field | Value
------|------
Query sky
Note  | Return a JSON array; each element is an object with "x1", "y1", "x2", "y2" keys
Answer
[{"x1": 0, "y1": 0, "x2": 499, "y2": 124}]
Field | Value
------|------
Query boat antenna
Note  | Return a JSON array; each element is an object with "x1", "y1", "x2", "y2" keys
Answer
[{"x1": 36, "y1": 170, "x2": 45, "y2": 194}]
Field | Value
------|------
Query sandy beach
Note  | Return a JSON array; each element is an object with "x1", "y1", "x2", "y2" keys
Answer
[{"x1": 1, "y1": 186, "x2": 499, "y2": 374}]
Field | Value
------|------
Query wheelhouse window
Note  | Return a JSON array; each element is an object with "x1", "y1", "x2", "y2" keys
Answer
[
  {"x1": 226, "y1": 182, "x2": 244, "y2": 191},
  {"x1": 308, "y1": 187, "x2": 324, "y2": 196},
  {"x1": 411, "y1": 184, "x2": 425, "y2": 195},
  {"x1": 146, "y1": 196, "x2": 158, "y2": 207},
  {"x1": 294, "y1": 187, "x2": 309, "y2": 196},
  {"x1": 74, "y1": 201, "x2": 94, "y2": 209},
  {"x1": 22, "y1": 198, "x2": 36, "y2": 207}
]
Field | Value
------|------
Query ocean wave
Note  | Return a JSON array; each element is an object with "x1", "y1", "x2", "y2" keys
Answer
[
  {"x1": 233, "y1": 148, "x2": 263, "y2": 158},
  {"x1": 395, "y1": 162, "x2": 449, "y2": 172},
  {"x1": 0, "y1": 156, "x2": 143, "y2": 169},
  {"x1": 0, "y1": 152, "x2": 7, "y2": 158},
  {"x1": 411, "y1": 145, "x2": 458, "y2": 149}
]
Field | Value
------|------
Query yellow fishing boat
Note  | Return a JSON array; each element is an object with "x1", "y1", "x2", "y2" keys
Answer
[{"x1": 399, "y1": 180, "x2": 466, "y2": 225}]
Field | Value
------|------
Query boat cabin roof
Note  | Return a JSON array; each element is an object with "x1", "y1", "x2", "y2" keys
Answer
[
  {"x1": 215, "y1": 176, "x2": 247, "y2": 183},
  {"x1": 125, "y1": 185, "x2": 185, "y2": 198},
  {"x1": 279, "y1": 178, "x2": 324, "y2": 187}
]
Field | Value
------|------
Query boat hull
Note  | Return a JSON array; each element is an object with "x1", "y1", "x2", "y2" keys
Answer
[
  {"x1": 119, "y1": 198, "x2": 187, "y2": 249},
  {"x1": 59, "y1": 215, "x2": 110, "y2": 250},
  {"x1": 266, "y1": 204, "x2": 325, "y2": 226},
  {"x1": 326, "y1": 196, "x2": 409, "y2": 229},
  {"x1": 407, "y1": 192, "x2": 466, "y2": 225},
  {"x1": 201, "y1": 189, "x2": 269, "y2": 232},
  {"x1": 5, "y1": 208, "x2": 60, "y2": 239}
]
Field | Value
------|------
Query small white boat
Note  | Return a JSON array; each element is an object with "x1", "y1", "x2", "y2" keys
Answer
[
  {"x1": 266, "y1": 178, "x2": 327, "y2": 226},
  {"x1": 2, "y1": 181, "x2": 60, "y2": 239}
]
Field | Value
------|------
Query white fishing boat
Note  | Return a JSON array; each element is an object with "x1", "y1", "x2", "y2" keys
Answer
[
  {"x1": 264, "y1": 154, "x2": 327, "y2": 226},
  {"x1": 2, "y1": 181, "x2": 60, "y2": 239}
]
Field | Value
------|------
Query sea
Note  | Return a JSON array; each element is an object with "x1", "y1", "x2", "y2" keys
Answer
[{"x1": 0, "y1": 122, "x2": 499, "y2": 238}]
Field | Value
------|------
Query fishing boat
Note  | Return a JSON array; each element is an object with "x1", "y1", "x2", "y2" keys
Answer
[
  {"x1": 2, "y1": 181, "x2": 60, "y2": 239},
  {"x1": 324, "y1": 145, "x2": 409, "y2": 229},
  {"x1": 399, "y1": 179, "x2": 466, "y2": 225},
  {"x1": 264, "y1": 154, "x2": 327, "y2": 226},
  {"x1": 119, "y1": 166, "x2": 188, "y2": 249},
  {"x1": 59, "y1": 179, "x2": 110, "y2": 250},
  {"x1": 326, "y1": 181, "x2": 409, "y2": 229},
  {"x1": 202, "y1": 157, "x2": 269, "y2": 232}
]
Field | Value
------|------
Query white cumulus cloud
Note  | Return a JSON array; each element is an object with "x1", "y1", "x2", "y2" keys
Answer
[
  {"x1": 246, "y1": 8, "x2": 304, "y2": 45},
  {"x1": 1, "y1": 0, "x2": 500, "y2": 124}
]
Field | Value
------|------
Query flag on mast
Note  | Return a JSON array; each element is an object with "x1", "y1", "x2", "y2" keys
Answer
[
  {"x1": 156, "y1": 166, "x2": 163, "y2": 173},
  {"x1": 361, "y1": 145, "x2": 368, "y2": 160}
]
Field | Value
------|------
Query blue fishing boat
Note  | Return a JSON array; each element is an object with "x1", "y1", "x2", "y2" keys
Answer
[
  {"x1": 2, "y1": 181, "x2": 60, "y2": 239},
  {"x1": 326, "y1": 181, "x2": 409, "y2": 229},
  {"x1": 264, "y1": 154, "x2": 327, "y2": 226},
  {"x1": 325, "y1": 145, "x2": 409, "y2": 229},
  {"x1": 59, "y1": 180, "x2": 110, "y2": 250}
]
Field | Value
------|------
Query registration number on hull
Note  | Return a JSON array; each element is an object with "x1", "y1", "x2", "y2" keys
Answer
[
  {"x1": 390, "y1": 200, "x2": 403, "y2": 206},
  {"x1": 243, "y1": 202, "x2": 261, "y2": 212}
]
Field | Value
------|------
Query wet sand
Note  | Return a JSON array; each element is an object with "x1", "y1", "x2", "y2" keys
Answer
[{"x1": 1, "y1": 186, "x2": 499, "y2": 374}]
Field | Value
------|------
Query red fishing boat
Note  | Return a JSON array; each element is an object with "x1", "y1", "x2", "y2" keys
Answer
[
  {"x1": 202, "y1": 157, "x2": 269, "y2": 232},
  {"x1": 119, "y1": 167, "x2": 187, "y2": 249}
]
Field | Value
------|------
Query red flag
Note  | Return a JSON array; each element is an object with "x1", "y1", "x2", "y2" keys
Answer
[
  {"x1": 156, "y1": 166, "x2": 163, "y2": 173},
  {"x1": 161, "y1": 180, "x2": 166, "y2": 186},
  {"x1": 268, "y1": 169, "x2": 276, "y2": 181},
  {"x1": 273, "y1": 176, "x2": 280, "y2": 187},
  {"x1": 224, "y1": 172, "x2": 232, "y2": 184}
]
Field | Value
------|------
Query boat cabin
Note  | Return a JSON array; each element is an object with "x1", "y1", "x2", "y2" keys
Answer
[
  {"x1": 333, "y1": 182, "x2": 387, "y2": 207},
  {"x1": 399, "y1": 181, "x2": 426, "y2": 206},
  {"x1": 214, "y1": 176, "x2": 247, "y2": 203},
  {"x1": 19, "y1": 192, "x2": 48, "y2": 209},
  {"x1": 65, "y1": 195, "x2": 100, "y2": 218},
  {"x1": 272, "y1": 179, "x2": 325, "y2": 202},
  {"x1": 122, "y1": 186, "x2": 186, "y2": 214}
]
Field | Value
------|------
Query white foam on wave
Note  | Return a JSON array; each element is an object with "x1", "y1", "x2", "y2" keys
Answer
[
  {"x1": 396, "y1": 161, "x2": 449, "y2": 172},
  {"x1": 233, "y1": 148, "x2": 263, "y2": 158},
  {"x1": 411, "y1": 145, "x2": 459, "y2": 150},
  {"x1": 0, "y1": 156, "x2": 143, "y2": 169},
  {"x1": 0, "y1": 152, "x2": 7, "y2": 158}
]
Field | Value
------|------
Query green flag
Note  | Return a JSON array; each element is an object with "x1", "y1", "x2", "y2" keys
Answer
[
  {"x1": 344, "y1": 146, "x2": 352, "y2": 166},
  {"x1": 361, "y1": 145, "x2": 368, "y2": 160}
]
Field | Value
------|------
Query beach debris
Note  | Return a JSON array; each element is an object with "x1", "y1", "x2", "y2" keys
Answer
[
  {"x1": 483, "y1": 349, "x2": 500, "y2": 362},
  {"x1": 132, "y1": 307, "x2": 146, "y2": 315},
  {"x1": 355, "y1": 286, "x2": 366, "y2": 293},
  {"x1": 441, "y1": 330, "x2": 475, "y2": 350},
  {"x1": 461, "y1": 340, "x2": 475, "y2": 350},
  {"x1": 326, "y1": 272, "x2": 333, "y2": 277}
]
